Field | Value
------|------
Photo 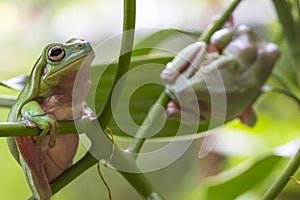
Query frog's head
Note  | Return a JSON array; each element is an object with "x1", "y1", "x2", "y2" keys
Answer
[{"x1": 38, "y1": 38, "x2": 95, "y2": 95}]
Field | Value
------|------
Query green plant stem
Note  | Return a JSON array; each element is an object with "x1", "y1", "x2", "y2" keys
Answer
[
  {"x1": 126, "y1": 92, "x2": 169, "y2": 154},
  {"x1": 126, "y1": 0, "x2": 243, "y2": 154},
  {"x1": 198, "y1": 0, "x2": 243, "y2": 43},
  {"x1": 272, "y1": 0, "x2": 300, "y2": 87},
  {"x1": 51, "y1": 151, "x2": 96, "y2": 194},
  {"x1": 272, "y1": 0, "x2": 300, "y2": 58},
  {"x1": 263, "y1": 85, "x2": 300, "y2": 107},
  {"x1": 262, "y1": 148, "x2": 300, "y2": 200},
  {"x1": 118, "y1": 172, "x2": 163, "y2": 200},
  {"x1": 271, "y1": 72, "x2": 300, "y2": 100},
  {"x1": 295, "y1": 0, "x2": 300, "y2": 42},
  {"x1": 0, "y1": 120, "x2": 83, "y2": 137},
  {"x1": 98, "y1": 0, "x2": 136, "y2": 128},
  {"x1": 272, "y1": 0, "x2": 296, "y2": 50}
]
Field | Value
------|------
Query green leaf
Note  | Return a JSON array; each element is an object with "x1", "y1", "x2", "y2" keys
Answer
[
  {"x1": 132, "y1": 29, "x2": 199, "y2": 57},
  {"x1": 0, "y1": 74, "x2": 28, "y2": 91},
  {"x1": 272, "y1": 0, "x2": 297, "y2": 48},
  {"x1": 272, "y1": 0, "x2": 300, "y2": 89},
  {"x1": 200, "y1": 155, "x2": 285, "y2": 200}
]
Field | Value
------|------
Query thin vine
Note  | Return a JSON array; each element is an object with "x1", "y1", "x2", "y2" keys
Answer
[{"x1": 262, "y1": 148, "x2": 300, "y2": 200}]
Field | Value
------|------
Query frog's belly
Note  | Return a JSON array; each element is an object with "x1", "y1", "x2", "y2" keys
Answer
[{"x1": 41, "y1": 134, "x2": 79, "y2": 182}]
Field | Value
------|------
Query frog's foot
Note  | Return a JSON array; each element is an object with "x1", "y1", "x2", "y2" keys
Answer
[
  {"x1": 207, "y1": 43, "x2": 221, "y2": 55},
  {"x1": 166, "y1": 101, "x2": 181, "y2": 119},
  {"x1": 166, "y1": 101, "x2": 203, "y2": 125},
  {"x1": 29, "y1": 114, "x2": 59, "y2": 148},
  {"x1": 238, "y1": 106, "x2": 257, "y2": 127}
]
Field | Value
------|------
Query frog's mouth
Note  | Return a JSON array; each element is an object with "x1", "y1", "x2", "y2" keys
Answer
[{"x1": 45, "y1": 52, "x2": 95, "y2": 79}]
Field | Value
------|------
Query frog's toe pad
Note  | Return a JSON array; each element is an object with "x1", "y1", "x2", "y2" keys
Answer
[
  {"x1": 35, "y1": 129, "x2": 49, "y2": 146},
  {"x1": 24, "y1": 119, "x2": 37, "y2": 128}
]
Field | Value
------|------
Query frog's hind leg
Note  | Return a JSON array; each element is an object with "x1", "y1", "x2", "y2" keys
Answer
[{"x1": 15, "y1": 136, "x2": 52, "y2": 200}]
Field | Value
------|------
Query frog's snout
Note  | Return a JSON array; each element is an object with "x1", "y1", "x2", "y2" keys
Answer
[{"x1": 75, "y1": 39, "x2": 92, "y2": 50}]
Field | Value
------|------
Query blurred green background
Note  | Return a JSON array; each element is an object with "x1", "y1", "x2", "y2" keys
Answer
[{"x1": 0, "y1": 0, "x2": 299, "y2": 199}]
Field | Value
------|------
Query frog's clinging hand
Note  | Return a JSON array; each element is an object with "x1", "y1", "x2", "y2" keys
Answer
[
  {"x1": 7, "y1": 38, "x2": 94, "y2": 200},
  {"x1": 161, "y1": 25, "x2": 280, "y2": 126}
]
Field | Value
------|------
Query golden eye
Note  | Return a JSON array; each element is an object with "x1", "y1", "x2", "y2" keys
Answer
[{"x1": 48, "y1": 46, "x2": 65, "y2": 62}]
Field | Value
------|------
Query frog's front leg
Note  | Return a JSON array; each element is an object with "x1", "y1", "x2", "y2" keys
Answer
[
  {"x1": 161, "y1": 42, "x2": 208, "y2": 124},
  {"x1": 21, "y1": 101, "x2": 59, "y2": 147},
  {"x1": 160, "y1": 41, "x2": 207, "y2": 85}
]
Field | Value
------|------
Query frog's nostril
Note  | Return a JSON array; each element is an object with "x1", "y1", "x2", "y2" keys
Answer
[{"x1": 77, "y1": 43, "x2": 83, "y2": 48}]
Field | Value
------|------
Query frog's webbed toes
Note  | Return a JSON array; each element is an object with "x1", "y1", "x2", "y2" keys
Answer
[
  {"x1": 166, "y1": 101, "x2": 202, "y2": 125},
  {"x1": 166, "y1": 101, "x2": 181, "y2": 117},
  {"x1": 35, "y1": 123, "x2": 50, "y2": 145},
  {"x1": 31, "y1": 114, "x2": 59, "y2": 148}
]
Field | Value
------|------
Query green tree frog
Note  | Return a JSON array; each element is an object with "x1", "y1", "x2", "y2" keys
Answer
[
  {"x1": 7, "y1": 38, "x2": 94, "y2": 200},
  {"x1": 161, "y1": 25, "x2": 280, "y2": 126}
]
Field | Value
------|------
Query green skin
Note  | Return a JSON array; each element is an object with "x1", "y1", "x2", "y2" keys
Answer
[
  {"x1": 161, "y1": 25, "x2": 280, "y2": 126},
  {"x1": 7, "y1": 38, "x2": 94, "y2": 200}
]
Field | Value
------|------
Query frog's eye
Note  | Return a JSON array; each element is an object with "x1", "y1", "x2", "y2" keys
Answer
[{"x1": 48, "y1": 46, "x2": 65, "y2": 62}]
